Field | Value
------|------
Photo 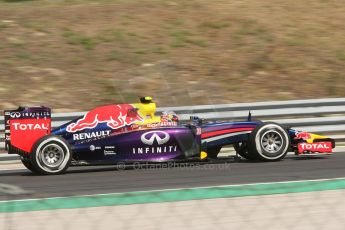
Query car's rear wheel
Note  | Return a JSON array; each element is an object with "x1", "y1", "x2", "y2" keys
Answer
[
  {"x1": 248, "y1": 122, "x2": 289, "y2": 161},
  {"x1": 30, "y1": 135, "x2": 71, "y2": 175},
  {"x1": 21, "y1": 156, "x2": 39, "y2": 173}
]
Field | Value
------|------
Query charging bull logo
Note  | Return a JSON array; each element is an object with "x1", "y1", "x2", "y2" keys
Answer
[
  {"x1": 66, "y1": 104, "x2": 143, "y2": 133},
  {"x1": 295, "y1": 132, "x2": 312, "y2": 140}
]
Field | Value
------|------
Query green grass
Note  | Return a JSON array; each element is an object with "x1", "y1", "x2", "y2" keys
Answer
[
  {"x1": 14, "y1": 51, "x2": 31, "y2": 60},
  {"x1": 170, "y1": 30, "x2": 207, "y2": 48},
  {"x1": 134, "y1": 49, "x2": 147, "y2": 55},
  {"x1": 168, "y1": 19, "x2": 184, "y2": 26},
  {"x1": 8, "y1": 37, "x2": 26, "y2": 47},
  {"x1": 107, "y1": 50, "x2": 123, "y2": 61},
  {"x1": 63, "y1": 30, "x2": 96, "y2": 50},
  {"x1": 0, "y1": 21, "x2": 8, "y2": 30},
  {"x1": 113, "y1": 30, "x2": 125, "y2": 41},
  {"x1": 186, "y1": 38, "x2": 208, "y2": 47},
  {"x1": 199, "y1": 21, "x2": 229, "y2": 29},
  {"x1": 327, "y1": 75, "x2": 345, "y2": 97},
  {"x1": 151, "y1": 46, "x2": 167, "y2": 54},
  {"x1": 285, "y1": 37, "x2": 305, "y2": 46},
  {"x1": 22, "y1": 20, "x2": 49, "y2": 33},
  {"x1": 336, "y1": 50, "x2": 345, "y2": 61}
]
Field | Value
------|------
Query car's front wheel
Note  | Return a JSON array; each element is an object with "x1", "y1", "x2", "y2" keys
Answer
[
  {"x1": 30, "y1": 135, "x2": 71, "y2": 175},
  {"x1": 248, "y1": 123, "x2": 290, "y2": 161}
]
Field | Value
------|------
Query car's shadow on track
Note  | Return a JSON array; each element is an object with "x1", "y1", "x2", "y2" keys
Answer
[
  {"x1": 0, "y1": 170, "x2": 33, "y2": 177},
  {"x1": 1, "y1": 155, "x2": 332, "y2": 177},
  {"x1": 288, "y1": 156, "x2": 330, "y2": 161},
  {"x1": 0, "y1": 166, "x2": 119, "y2": 177},
  {"x1": 43, "y1": 156, "x2": 333, "y2": 175}
]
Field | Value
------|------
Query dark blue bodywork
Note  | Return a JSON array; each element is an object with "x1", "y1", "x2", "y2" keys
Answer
[{"x1": 49, "y1": 116, "x2": 301, "y2": 164}]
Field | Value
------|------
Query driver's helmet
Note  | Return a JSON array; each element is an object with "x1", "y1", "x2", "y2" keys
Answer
[{"x1": 160, "y1": 111, "x2": 179, "y2": 122}]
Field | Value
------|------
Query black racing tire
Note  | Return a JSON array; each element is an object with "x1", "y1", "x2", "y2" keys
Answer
[
  {"x1": 20, "y1": 156, "x2": 39, "y2": 173},
  {"x1": 207, "y1": 146, "x2": 221, "y2": 159},
  {"x1": 30, "y1": 135, "x2": 72, "y2": 175},
  {"x1": 248, "y1": 122, "x2": 290, "y2": 161},
  {"x1": 233, "y1": 142, "x2": 257, "y2": 161}
]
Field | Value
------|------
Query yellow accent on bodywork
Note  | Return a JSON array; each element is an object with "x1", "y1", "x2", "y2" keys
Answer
[
  {"x1": 200, "y1": 151, "x2": 208, "y2": 160},
  {"x1": 306, "y1": 133, "x2": 330, "y2": 143},
  {"x1": 133, "y1": 102, "x2": 161, "y2": 124}
]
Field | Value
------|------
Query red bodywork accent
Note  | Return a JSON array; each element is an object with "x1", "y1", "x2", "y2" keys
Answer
[
  {"x1": 201, "y1": 128, "x2": 254, "y2": 139},
  {"x1": 10, "y1": 118, "x2": 51, "y2": 153},
  {"x1": 298, "y1": 142, "x2": 333, "y2": 154}
]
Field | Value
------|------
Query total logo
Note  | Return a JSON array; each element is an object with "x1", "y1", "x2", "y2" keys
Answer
[
  {"x1": 133, "y1": 131, "x2": 178, "y2": 154},
  {"x1": 298, "y1": 142, "x2": 332, "y2": 153},
  {"x1": 12, "y1": 123, "x2": 49, "y2": 131}
]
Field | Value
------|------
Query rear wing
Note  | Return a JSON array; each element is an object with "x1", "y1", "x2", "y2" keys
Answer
[{"x1": 4, "y1": 107, "x2": 51, "y2": 154}]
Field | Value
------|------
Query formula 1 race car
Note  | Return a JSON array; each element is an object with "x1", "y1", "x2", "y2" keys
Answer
[{"x1": 4, "y1": 97, "x2": 335, "y2": 175}]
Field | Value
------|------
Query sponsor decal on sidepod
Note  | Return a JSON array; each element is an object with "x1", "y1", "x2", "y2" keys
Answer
[
  {"x1": 73, "y1": 130, "x2": 111, "y2": 141},
  {"x1": 89, "y1": 145, "x2": 116, "y2": 155},
  {"x1": 133, "y1": 131, "x2": 178, "y2": 154},
  {"x1": 89, "y1": 145, "x2": 101, "y2": 151},
  {"x1": 104, "y1": 146, "x2": 117, "y2": 156},
  {"x1": 140, "y1": 131, "x2": 170, "y2": 145}
]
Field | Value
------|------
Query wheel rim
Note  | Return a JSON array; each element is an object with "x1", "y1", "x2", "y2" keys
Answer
[
  {"x1": 39, "y1": 144, "x2": 64, "y2": 168},
  {"x1": 260, "y1": 130, "x2": 283, "y2": 154}
]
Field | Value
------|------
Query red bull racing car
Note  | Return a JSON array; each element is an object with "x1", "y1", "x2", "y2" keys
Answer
[{"x1": 4, "y1": 97, "x2": 335, "y2": 175}]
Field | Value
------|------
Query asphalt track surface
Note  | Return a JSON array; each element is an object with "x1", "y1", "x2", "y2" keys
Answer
[{"x1": 1, "y1": 153, "x2": 345, "y2": 200}]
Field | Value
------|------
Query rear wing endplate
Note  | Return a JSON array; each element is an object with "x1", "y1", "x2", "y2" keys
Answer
[{"x1": 4, "y1": 107, "x2": 51, "y2": 154}]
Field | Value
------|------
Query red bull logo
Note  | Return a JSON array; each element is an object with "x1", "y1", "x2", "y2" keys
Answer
[
  {"x1": 295, "y1": 132, "x2": 312, "y2": 140},
  {"x1": 66, "y1": 104, "x2": 143, "y2": 133}
]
